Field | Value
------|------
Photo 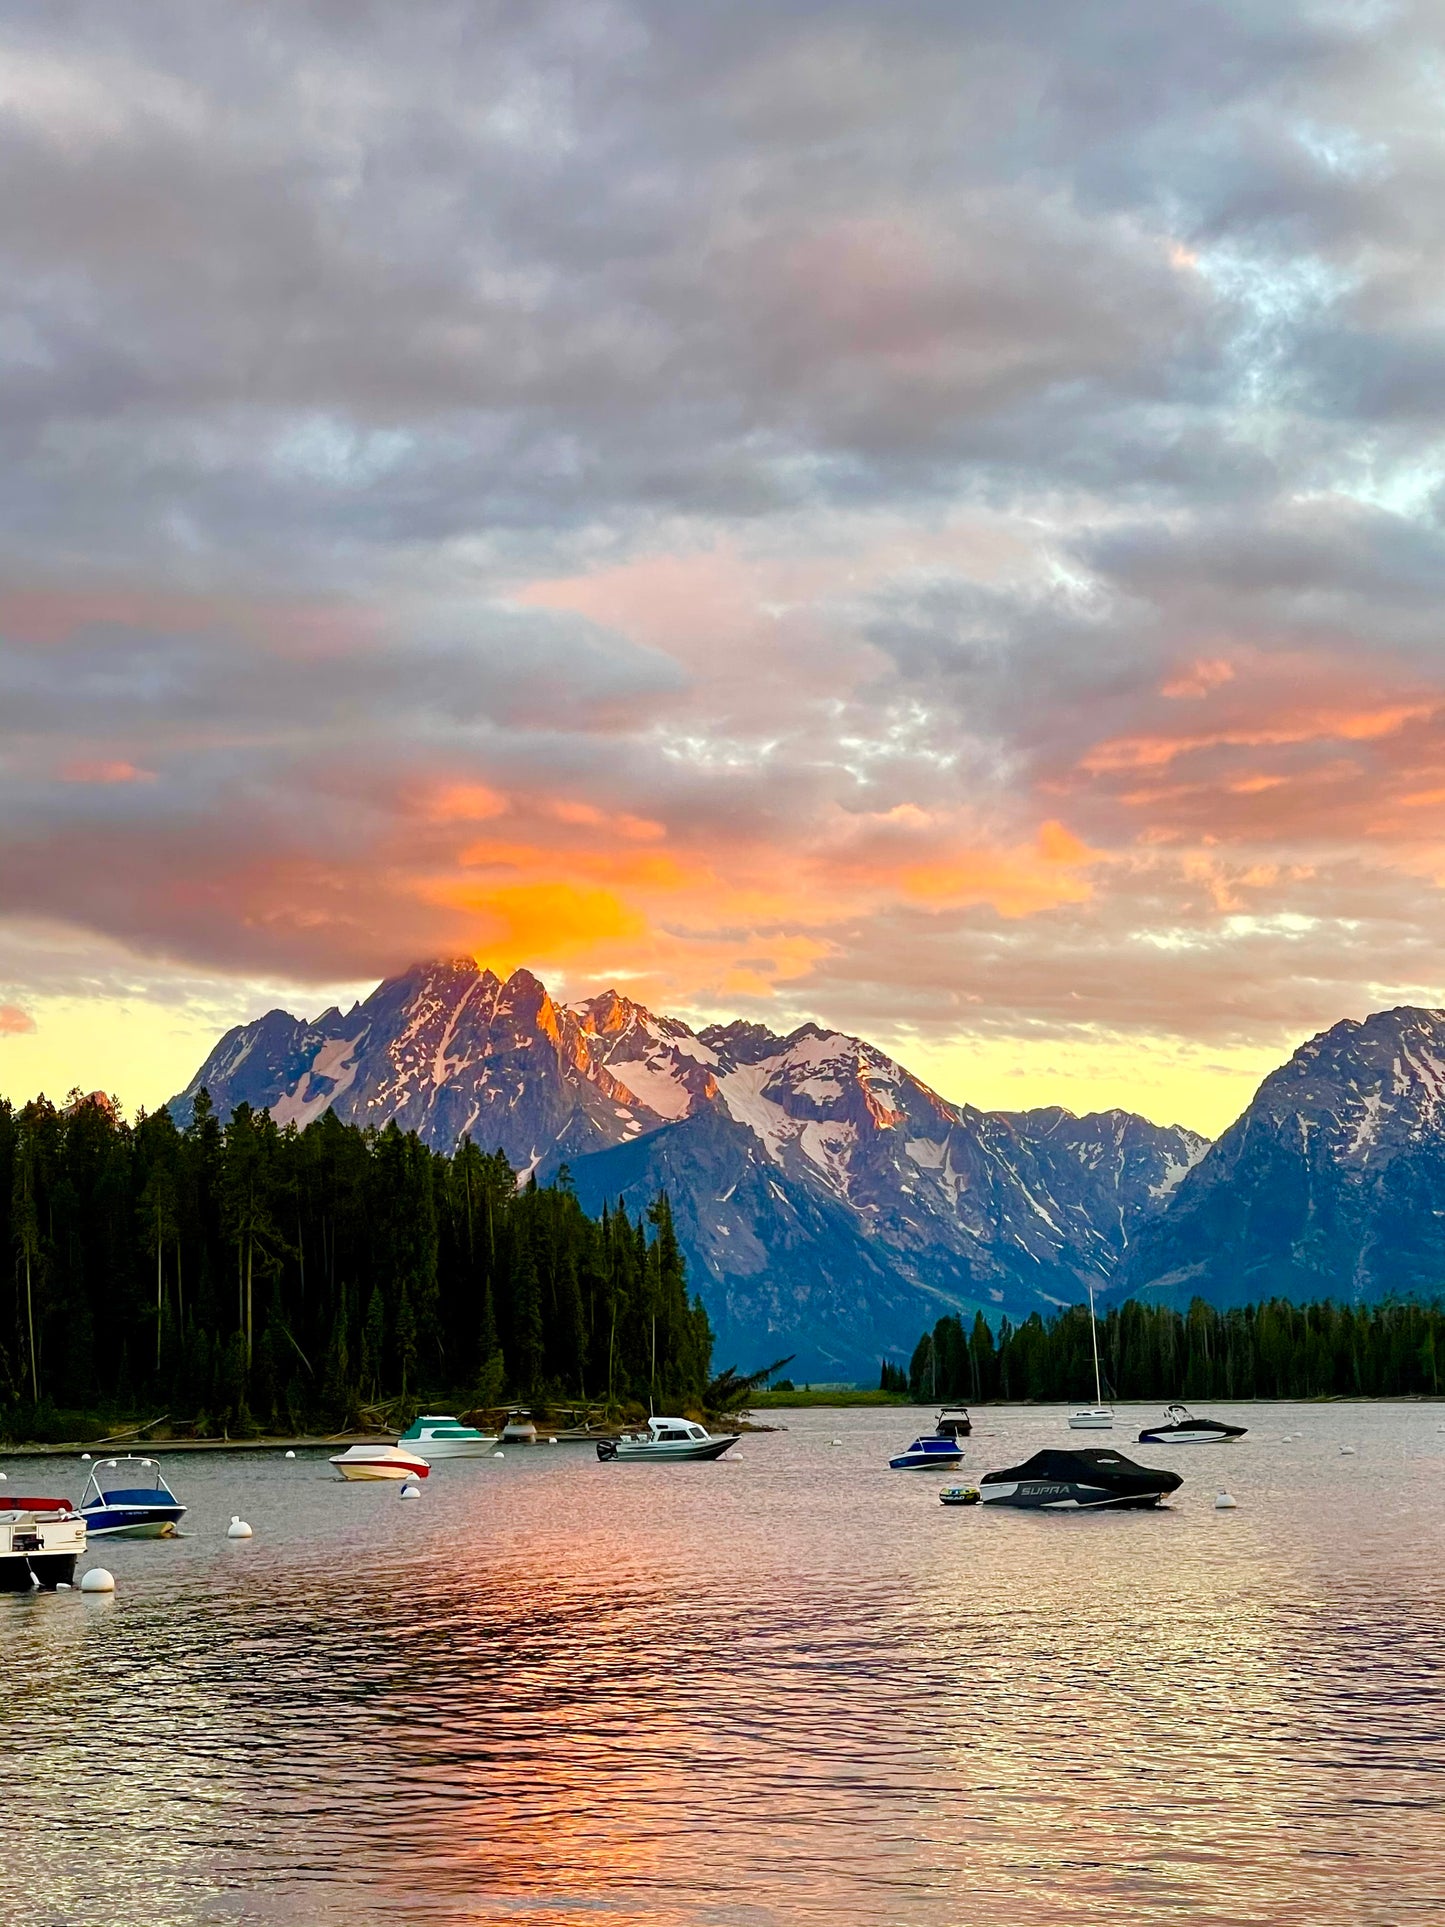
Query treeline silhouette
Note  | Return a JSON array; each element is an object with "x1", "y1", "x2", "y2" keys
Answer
[
  {"x1": 1, "y1": 1089, "x2": 713, "y2": 1437},
  {"x1": 892, "y1": 1297, "x2": 1445, "y2": 1402}
]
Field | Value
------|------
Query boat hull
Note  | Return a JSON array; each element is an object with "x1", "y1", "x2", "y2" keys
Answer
[
  {"x1": 979, "y1": 1480, "x2": 1166, "y2": 1509},
  {"x1": 0, "y1": 1550, "x2": 80, "y2": 1590},
  {"x1": 81, "y1": 1506, "x2": 184, "y2": 1538},
  {"x1": 399, "y1": 1439, "x2": 496, "y2": 1458},
  {"x1": 597, "y1": 1436, "x2": 737, "y2": 1462},
  {"x1": 333, "y1": 1461, "x2": 430, "y2": 1481},
  {"x1": 1069, "y1": 1410, "x2": 1114, "y2": 1430},
  {"x1": 1136, "y1": 1426, "x2": 1245, "y2": 1444}
]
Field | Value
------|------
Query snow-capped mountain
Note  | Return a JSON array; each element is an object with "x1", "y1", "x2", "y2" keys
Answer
[
  {"x1": 172, "y1": 957, "x2": 1207, "y2": 1376},
  {"x1": 1118, "y1": 1006, "x2": 1445, "y2": 1310}
]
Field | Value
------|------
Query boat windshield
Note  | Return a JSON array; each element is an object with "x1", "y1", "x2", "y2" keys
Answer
[{"x1": 81, "y1": 1457, "x2": 177, "y2": 1503}]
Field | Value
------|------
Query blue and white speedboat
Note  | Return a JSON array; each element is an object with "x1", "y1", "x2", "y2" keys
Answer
[
  {"x1": 79, "y1": 1456, "x2": 186, "y2": 1537},
  {"x1": 889, "y1": 1434, "x2": 964, "y2": 1470}
]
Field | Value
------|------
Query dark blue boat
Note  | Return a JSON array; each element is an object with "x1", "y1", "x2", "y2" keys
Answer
[
  {"x1": 889, "y1": 1434, "x2": 964, "y2": 1470},
  {"x1": 79, "y1": 1456, "x2": 186, "y2": 1538}
]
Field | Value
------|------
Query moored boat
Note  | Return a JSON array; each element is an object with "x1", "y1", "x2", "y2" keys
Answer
[
  {"x1": 978, "y1": 1447, "x2": 1181, "y2": 1510},
  {"x1": 1068, "y1": 1283, "x2": 1114, "y2": 1430},
  {"x1": 329, "y1": 1444, "x2": 431, "y2": 1482},
  {"x1": 1137, "y1": 1404, "x2": 1246, "y2": 1444},
  {"x1": 397, "y1": 1415, "x2": 498, "y2": 1457},
  {"x1": 934, "y1": 1405, "x2": 973, "y2": 1438},
  {"x1": 501, "y1": 1409, "x2": 539, "y2": 1444},
  {"x1": 0, "y1": 1496, "x2": 86, "y2": 1589},
  {"x1": 79, "y1": 1457, "x2": 186, "y2": 1538},
  {"x1": 595, "y1": 1417, "x2": 737, "y2": 1462},
  {"x1": 889, "y1": 1434, "x2": 964, "y2": 1470}
]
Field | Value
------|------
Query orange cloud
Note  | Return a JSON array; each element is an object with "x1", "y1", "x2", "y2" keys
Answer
[
  {"x1": 901, "y1": 820, "x2": 1097, "y2": 916},
  {"x1": 1161, "y1": 657, "x2": 1235, "y2": 699},
  {"x1": 0, "y1": 1004, "x2": 36, "y2": 1035},
  {"x1": 60, "y1": 760, "x2": 155, "y2": 784}
]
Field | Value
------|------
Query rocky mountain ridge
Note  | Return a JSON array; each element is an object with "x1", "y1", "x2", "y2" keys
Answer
[
  {"x1": 1117, "y1": 1004, "x2": 1445, "y2": 1311},
  {"x1": 171, "y1": 958, "x2": 1207, "y2": 1376}
]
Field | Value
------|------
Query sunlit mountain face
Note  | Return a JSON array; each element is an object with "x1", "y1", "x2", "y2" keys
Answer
[
  {"x1": 172, "y1": 959, "x2": 1207, "y2": 1377},
  {"x1": 5, "y1": 7, "x2": 1445, "y2": 1135}
]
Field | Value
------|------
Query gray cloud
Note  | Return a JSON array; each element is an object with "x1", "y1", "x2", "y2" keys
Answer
[{"x1": 4, "y1": 0, "x2": 1445, "y2": 1109}]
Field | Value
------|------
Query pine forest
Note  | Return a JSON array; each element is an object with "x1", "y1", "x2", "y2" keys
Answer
[{"x1": 1, "y1": 1089, "x2": 714, "y2": 1440}]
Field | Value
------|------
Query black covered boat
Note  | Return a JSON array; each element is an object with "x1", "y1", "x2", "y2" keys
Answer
[{"x1": 978, "y1": 1447, "x2": 1182, "y2": 1510}]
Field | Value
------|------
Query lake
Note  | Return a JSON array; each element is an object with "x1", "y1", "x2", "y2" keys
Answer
[{"x1": 4, "y1": 1402, "x2": 1443, "y2": 1926}]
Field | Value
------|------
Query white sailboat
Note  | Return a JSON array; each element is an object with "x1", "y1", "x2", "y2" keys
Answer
[{"x1": 1069, "y1": 1284, "x2": 1114, "y2": 1430}]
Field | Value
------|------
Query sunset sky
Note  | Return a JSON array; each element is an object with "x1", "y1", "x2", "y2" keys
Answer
[{"x1": 4, "y1": 1, "x2": 1445, "y2": 1134}]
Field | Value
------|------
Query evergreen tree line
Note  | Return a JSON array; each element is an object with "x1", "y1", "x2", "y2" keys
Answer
[
  {"x1": 896, "y1": 1295, "x2": 1445, "y2": 1403},
  {"x1": 1, "y1": 1089, "x2": 714, "y2": 1437}
]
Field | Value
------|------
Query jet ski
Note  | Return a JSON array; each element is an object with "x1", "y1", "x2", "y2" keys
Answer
[
  {"x1": 1137, "y1": 1403, "x2": 1246, "y2": 1444},
  {"x1": 978, "y1": 1447, "x2": 1182, "y2": 1510}
]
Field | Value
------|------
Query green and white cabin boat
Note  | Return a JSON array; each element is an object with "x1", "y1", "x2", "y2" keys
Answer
[{"x1": 397, "y1": 1414, "x2": 498, "y2": 1458}]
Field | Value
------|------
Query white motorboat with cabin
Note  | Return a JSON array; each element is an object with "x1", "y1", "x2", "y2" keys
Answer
[
  {"x1": 329, "y1": 1444, "x2": 431, "y2": 1482},
  {"x1": 595, "y1": 1417, "x2": 738, "y2": 1462},
  {"x1": 501, "y1": 1408, "x2": 539, "y2": 1444},
  {"x1": 397, "y1": 1415, "x2": 497, "y2": 1457},
  {"x1": 0, "y1": 1494, "x2": 85, "y2": 1589}
]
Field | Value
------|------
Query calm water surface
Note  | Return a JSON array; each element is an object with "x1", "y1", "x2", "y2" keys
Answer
[{"x1": 4, "y1": 1403, "x2": 1444, "y2": 1926}]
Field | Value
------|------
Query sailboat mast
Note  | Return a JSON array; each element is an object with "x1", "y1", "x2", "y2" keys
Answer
[{"x1": 1087, "y1": 1284, "x2": 1103, "y2": 1404}]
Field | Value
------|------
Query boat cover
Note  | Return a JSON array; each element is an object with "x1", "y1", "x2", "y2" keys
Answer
[{"x1": 982, "y1": 1448, "x2": 1183, "y2": 1498}]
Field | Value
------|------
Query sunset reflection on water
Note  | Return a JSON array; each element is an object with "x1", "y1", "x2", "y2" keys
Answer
[{"x1": 4, "y1": 1404, "x2": 1443, "y2": 1926}]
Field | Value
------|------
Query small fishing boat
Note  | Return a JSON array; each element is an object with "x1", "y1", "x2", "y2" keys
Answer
[
  {"x1": 0, "y1": 1495, "x2": 86, "y2": 1589},
  {"x1": 501, "y1": 1408, "x2": 539, "y2": 1444},
  {"x1": 595, "y1": 1417, "x2": 738, "y2": 1462},
  {"x1": 978, "y1": 1447, "x2": 1181, "y2": 1510},
  {"x1": 397, "y1": 1415, "x2": 498, "y2": 1458},
  {"x1": 79, "y1": 1458, "x2": 186, "y2": 1538},
  {"x1": 889, "y1": 1434, "x2": 964, "y2": 1470},
  {"x1": 329, "y1": 1444, "x2": 431, "y2": 1482},
  {"x1": 934, "y1": 1405, "x2": 973, "y2": 1439},
  {"x1": 1137, "y1": 1404, "x2": 1246, "y2": 1444}
]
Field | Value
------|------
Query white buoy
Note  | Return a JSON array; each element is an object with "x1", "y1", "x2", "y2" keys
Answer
[
  {"x1": 0, "y1": 1470, "x2": 6, "y2": 1480},
  {"x1": 284, "y1": 1449, "x2": 296, "y2": 1459},
  {"x1": 399, "y1": 1481, "x2": 421, "y2": 1500},
  {"x1": 548, "y1": 1436, "x2": 558, "y2": 1444},
  {"x1": 227, "y1": 1516, "x2": 253, "y2": 1539},
  {"x1": 493, "y1": 1449, "x2": 505, "y2": 1458},
  {"x1": 830, "y1": 1438, "x2": 843, "y2": 1446},
  {"x1": 80, "y1": 1568, "x2": 115, "y2": 1593},
  {"x1": 80, "y1": 1452, "x2": 91, "y2": 1460},
  {"x1": 1339, "y1": 1444, "x2": 1357, "y2": 1455},
  {"x1": 1214, "y1": 1490, "x2": 1238, "y2": 1509}
]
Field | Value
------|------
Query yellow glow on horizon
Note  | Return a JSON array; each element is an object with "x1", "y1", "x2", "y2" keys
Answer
[{"x1": 899, "y1": 1031, "x2": 1279, "y2": 1137}]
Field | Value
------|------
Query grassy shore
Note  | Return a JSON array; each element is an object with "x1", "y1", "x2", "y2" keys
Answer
[{"x1": 750, "y1": 1388, "x2": 912, "y2": 1408}]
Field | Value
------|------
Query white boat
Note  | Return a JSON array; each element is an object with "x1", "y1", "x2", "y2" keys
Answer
[
  {"x1": 0, "y1": 1494, "x2": 85, "y2": 1589},
  {"x1": 1069, "y1": 1283, "x2": 1114, "y2": 1430},
  {"x1": 1137, "y1": 1404, "x2": 1246, "y2": 1444},
  {"x1": 501, "y1": 1409, "x2": 538, "y2": 1444},
  {"x1": 595, "y1": 1417, "x2": 738, "y2": 1462},
  {"x1": 397, "y1": 1415, "x2": 497, "y2": 1457},
  {"x1": 329, "y1": 1445, "x2": 431, "y2": 1482}
]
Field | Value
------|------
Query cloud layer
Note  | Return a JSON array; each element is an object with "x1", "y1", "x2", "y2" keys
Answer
[{"x1": 4, "y1": 0, "x2": 1445, "y2": 1125}]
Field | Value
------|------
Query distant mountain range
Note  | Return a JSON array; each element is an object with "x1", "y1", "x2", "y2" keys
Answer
[
  {"x1": 1117, "y1": 1006, "x2": 1445, "y2": 1311},
  {"x1": 173, "y1": 961, "x2": 1445, "y2": 1377},
  {"x1": 170, "y1": 959, "x2": 1206, "y2": 1377}
]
